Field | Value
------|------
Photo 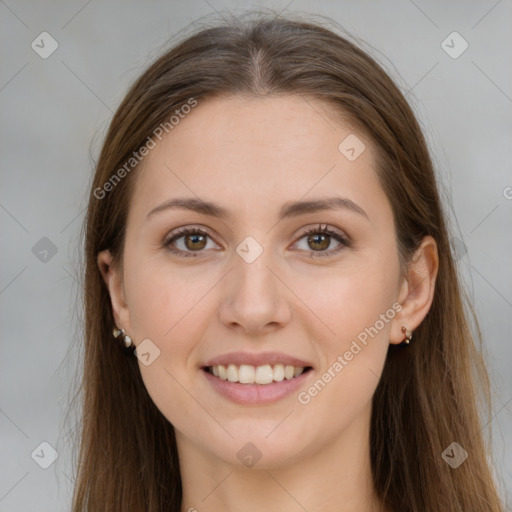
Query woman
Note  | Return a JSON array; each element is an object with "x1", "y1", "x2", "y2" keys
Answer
[{"x1": 71, "y1": 12, "x2": 505, "y2": 512}]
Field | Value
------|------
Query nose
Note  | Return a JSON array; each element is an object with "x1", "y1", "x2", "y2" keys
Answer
[{"x1": 218, "y1": 245, "x2": 292, "y2": 336}]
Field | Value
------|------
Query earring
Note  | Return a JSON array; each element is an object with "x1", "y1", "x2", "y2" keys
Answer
[
  {"x1": 401, "y1": 326, "x2": 413, "y2": 344},
  {"x1": 113, "y1": 327, "x2": 133, "y2": 348}
]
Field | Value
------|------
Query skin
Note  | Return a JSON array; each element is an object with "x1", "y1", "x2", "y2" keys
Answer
[{"x1": 98, "y1": 94, "x2": 438, "y2": 512}]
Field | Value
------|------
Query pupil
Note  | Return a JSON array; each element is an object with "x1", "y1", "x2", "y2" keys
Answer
[
  {"x1": 309, "y1": 234, "x2": 329, "y2": 251},
  {"x1": 186, "y1": 234, "x2": 206, "y2": 250}
]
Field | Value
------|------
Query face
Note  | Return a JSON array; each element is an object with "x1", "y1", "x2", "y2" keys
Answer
[{"x1": 103, "y1": 94, "x2": 409, "y2": 469}]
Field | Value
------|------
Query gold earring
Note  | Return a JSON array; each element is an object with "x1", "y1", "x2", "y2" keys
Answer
[
  {"x1": 401, "y1": 326, "x2": 412, "y2": 344},
  {"x1": 113, "y1": 327, "x2": 133, "y2": 348}
]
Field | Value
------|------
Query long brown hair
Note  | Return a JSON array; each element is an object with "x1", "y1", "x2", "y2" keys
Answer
[{"x1": 69, "y1": 11, "x2": 505, "y2": 511}]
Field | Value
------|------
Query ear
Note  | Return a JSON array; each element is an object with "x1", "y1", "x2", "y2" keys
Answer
[
  {"x1": 97, "y1": 249, "x2": 132, "y2": 333},
  {"x1": 390, "y1": 235, "x2": 439, "y2": 344}
]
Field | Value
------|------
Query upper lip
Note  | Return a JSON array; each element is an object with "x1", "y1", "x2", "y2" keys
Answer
[{"x1": 203, "y1": 351, "x2": 313, "y2": 368}]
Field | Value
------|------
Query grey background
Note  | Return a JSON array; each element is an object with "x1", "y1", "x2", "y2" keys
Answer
[{"x1": 1, "y1": 1, "x2": 511, "y2": 510}]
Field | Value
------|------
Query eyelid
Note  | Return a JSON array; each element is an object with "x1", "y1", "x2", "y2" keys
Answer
[
  {"x1": 164, "y1": 224, "x2": 216, "y2": 240},
  {"x1": 298, "y1": 223, "x2": 348, "y2": 241}
]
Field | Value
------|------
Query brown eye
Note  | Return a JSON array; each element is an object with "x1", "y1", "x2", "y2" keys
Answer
[
  {"x1": 184, "y1": 233, "x2": 207, "y2": 251},
  {"x1": 164, "y1": 227, "x2": 218, "y2": 257},
  {"x1": 294, "y1": 224, "x2": 350, "y2": 258},
  {"x1": 307, "y1": 233, "x2": 331, "y2": 251}
]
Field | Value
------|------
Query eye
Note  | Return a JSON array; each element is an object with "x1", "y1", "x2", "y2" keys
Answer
[
  {"x1": 163, "y1": 224, "x2": 350, "y2": 259},
  {"x1": 293, "y1": 224, "x2": 350, "y2": 258},
  {"x1": 163, "y1": 226, "x2": 219, "y2": 257}
]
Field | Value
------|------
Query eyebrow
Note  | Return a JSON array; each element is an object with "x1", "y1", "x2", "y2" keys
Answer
[{"x1": 146, "y1": 196, "x2": 369, "y2": 221}]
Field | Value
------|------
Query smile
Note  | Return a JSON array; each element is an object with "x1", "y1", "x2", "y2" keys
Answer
[
  {"x1": 202, "y1": 365, "x2": 313, "y2": 405},
  {"x1": 205, "y1": 364, "x2": 312, "y2": 384}
]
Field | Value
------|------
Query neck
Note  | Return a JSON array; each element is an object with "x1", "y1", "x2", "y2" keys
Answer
[{"x1": 177, "y1": 406, "x2": 387, "y2": 512}]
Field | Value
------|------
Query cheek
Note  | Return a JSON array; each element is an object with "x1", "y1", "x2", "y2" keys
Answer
[
  {"x1": 297, "y1": 248, "x2": 399, "y2": 409},
  {"x1": 124, "y1": 255, "x2": 205, "y2": 339},
  {"x1": 306, "y1": 252, "x2": 399, "y2": 344},
  {"x1": 122, "y1": 257, "x2": 211, "y2": 431}
]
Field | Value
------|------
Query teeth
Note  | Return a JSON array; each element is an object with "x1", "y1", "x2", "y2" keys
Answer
[
  {"x1": 273, "y1": 364, "x2": 285, "y2": 382},
  {"x1": 209, "y1": 364, "x2": 306, "y2": 384},
  {"x1": 255, "y1": 364, "x2": 273, "y2": 385},
  {"x1": 238, "y1": 364, "x2": 255, "y2": 384},
  {"x1": 226, "y1": 364, "x2": 238, "y2": 382}
]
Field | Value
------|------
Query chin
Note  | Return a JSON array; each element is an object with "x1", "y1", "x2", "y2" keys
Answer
[{"x1": 212, "y1": 427, "x2": 310, "y2": 470}]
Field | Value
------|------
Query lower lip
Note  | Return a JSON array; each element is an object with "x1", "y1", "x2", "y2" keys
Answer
[{"x1": 202, "y1": 369, "x2": 312, "y2": 405}]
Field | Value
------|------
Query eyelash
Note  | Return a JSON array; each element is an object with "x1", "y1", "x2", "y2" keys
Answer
[{"x1": 163, "y1": 224, "x2": 350, "y2": 259}]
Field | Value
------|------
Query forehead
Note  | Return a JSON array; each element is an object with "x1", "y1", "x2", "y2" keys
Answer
[{"x1": 127, "y1": 94, "x2": 391, "y2": 227}]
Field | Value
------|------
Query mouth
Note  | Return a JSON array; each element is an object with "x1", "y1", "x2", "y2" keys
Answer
[
  {"x1": 202, "y1": 363, "x2": 313, "y2": 405},
  {"x1": 201, "y1": 352, "x2": 315, "y2": 404},
  {"x1": 203, "y1": 364, "x2": 313, "y2": 385}
]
